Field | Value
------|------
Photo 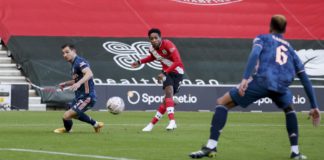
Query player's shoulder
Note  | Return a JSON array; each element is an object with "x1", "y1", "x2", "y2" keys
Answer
[
  {"x1": 163, "y1": 39, "x2": 171, "y2": 43},
  {"x1": 75, "y1": 56, "x2": 87, "y2": 63},
  {"x1": 255, "y1": 33, "x2": 271, "y2": 40},
  {"x1": 162, "y1": 39, "x2": 175, "y2": 46},
  {"x1": 75, "y1": 56, "x2": 89, "y2": 67},
  {"x1": 253, "y1": 34, "x2": 266, "y2": 44}
]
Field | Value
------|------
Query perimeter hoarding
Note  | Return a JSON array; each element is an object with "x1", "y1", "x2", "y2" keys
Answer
[
  {"x1": 94, "y1": 85, "x2": 323, "y2": 112},
  {"x1": 0, "y1": 84, "x2": 28, "y2": 110},
  {"x1": 7, "y1": 37, "x2": 324, "y2": 87}
]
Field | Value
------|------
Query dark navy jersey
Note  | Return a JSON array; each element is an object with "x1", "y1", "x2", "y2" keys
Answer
[
  {"x1": 253, "y1": 34, "x2": 304, "y2": 93},
  {"x1": 71, "y1": 56, "x2": 96, "y2": 98}
]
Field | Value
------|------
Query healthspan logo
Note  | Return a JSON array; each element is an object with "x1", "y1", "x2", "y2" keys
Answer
[
  {"x1": 172, "y1": 0, "x2": 242, "y2": 6},
  {"x1": 127, "y1": 90, "x2": 198, "y2": 105}
]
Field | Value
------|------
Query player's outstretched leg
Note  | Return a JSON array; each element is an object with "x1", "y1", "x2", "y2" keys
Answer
[
  {"x1": 189, "y1": 105, "x2": 228, "y2": 158},
  {"x1": 143, "y1": 104, "x2": 166, "y2": 132},
  {"x1": 189, "y1": 146, "x2": 217, "y2": 159},
  {"x1": 54, "y1": 110, "x2": 74, "y2": 133},
  {"x1": 77, "y1": 112, "x2": 104, "y2": 133}
]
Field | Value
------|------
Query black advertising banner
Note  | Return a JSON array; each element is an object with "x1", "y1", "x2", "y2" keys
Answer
[
  {"x1": 95, "y1": 85, "x2": 323, "y2": 112},
  {"x1": 7, "y1": 37, "x2": 324, "y2": 87}
]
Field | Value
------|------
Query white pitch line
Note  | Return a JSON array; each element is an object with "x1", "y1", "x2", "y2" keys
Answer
[
  {"x1": 0, "y1": 148, "x2": 137, "y2": 160},
  {"x1": 0, "y1": 123, "x2": 323, "y2": 127}
]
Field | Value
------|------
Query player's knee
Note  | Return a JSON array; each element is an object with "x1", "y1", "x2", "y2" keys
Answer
[
  {"x1": 283, "y1": 105, "x2": 294, "y2": 113},
  {"x1": 216, "y1": 98, "x2": 223, "y2": 105},
  {"x1": 63, "y1": 114, "x2": 70, "y2": 120},
  {"x1": 164, "y1": 88, "x2": 173, "y2": 98},
  {"x1": 216, "y1": 97, "x2": 227, "y2": 105},
  {"x1": 63, "y1": 111, "x2": 73, "y2": 120}
]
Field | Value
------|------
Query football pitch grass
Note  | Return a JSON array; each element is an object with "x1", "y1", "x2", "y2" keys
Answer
[{"x1": 0, "y1": 111, "x2": 323, "y2": 160}]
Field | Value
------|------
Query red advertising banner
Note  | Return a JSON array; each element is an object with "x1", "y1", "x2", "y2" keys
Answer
[{"x1": 1, "y1": 0, "x2": 323, "y2": 43}]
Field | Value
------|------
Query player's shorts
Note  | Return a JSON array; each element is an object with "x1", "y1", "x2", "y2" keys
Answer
[
  {"x1": 163, "y1": 72, "x2": 183, "y2": 94},
  {"x1": 70, "y1": 95, "x2": 97, "y2": 114},
  {"x1": 229, "y1": 79, "x2": 293, "y2": 109}
]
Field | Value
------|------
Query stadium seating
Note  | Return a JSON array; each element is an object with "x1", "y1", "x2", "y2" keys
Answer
[{"x1": 0, "y1": 37, "x2": 46, "y2": 111}]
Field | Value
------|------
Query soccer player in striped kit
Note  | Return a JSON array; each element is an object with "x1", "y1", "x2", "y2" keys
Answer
[{"x1": 132, "y1": 28, "x2": 185, "y2": 132}]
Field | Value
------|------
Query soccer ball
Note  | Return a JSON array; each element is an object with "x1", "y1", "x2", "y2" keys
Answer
[{"x1": 106, "y1": 96, "x2": 125, "y2": 114}]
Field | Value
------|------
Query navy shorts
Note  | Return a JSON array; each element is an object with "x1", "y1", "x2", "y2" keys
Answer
[
  {"x1": 162, "y1": 72, "x2": 183, "y2": 94},
  {"x1": 70, "y1": 95, "x2": 97, "y2": 113},
  {"x1": 229, "y1": 79, "x2": 293, "y2": 109}
]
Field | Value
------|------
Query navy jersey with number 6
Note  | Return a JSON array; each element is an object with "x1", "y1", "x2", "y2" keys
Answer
[
  {"x1": 72, "y1": 56, "x2": 96, "y2": 98},
  {"x1": 253, "y1": 34, "x2": 304, "y2": 93}
]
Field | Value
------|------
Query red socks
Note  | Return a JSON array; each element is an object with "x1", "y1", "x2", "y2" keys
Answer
[
  {"x1": 151, "y1": 104, "x2": 166, "y2": 124},
  {"x1": 165, "y1": 98, "x2": 175, "y2": 120},
  {"x1": 151, "y1": 98, "x2": 175, "y2": 124}
]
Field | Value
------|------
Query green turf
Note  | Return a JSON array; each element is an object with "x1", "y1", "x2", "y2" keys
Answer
[{"x1": 0, "y1": 111, "x2": 323, "y2": 160}]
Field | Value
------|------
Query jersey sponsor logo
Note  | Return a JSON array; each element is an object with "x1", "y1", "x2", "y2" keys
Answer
[
  {"x1": 103, "y1": 41, "x2": 162, "y2": 71},
  {"x1": 162, "y1": 49, "x2": 168, "y2": 55},
  {"x1": 172, "y1": 0, "x2": 242, "y2": 6}
]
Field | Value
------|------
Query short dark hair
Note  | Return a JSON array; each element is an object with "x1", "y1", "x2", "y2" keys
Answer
[
  {"x1": 270, "y1": 15, "x2": 287, "y2": 34},
  {"x1": 148, "y1": 28, "x2": 161, "y2": 37},
  {"x1": 61, "y1": 43, "x2": 76, "y2": 50}
]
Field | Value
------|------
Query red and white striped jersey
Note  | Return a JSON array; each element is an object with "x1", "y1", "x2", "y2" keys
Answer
[{"x1": 140, "y1": 39, "x2": 184, "y2": 74}]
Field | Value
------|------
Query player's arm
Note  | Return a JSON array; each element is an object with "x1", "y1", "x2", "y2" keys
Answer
[
  {"x1": 242, "y1": 44, "x2": 262, "y2": 79},
  {"x1": 70, "y1": 67, "x2": 93, "y2": 91},
  {"x1": 293, "y1": 50, "x2": 321, "y2": 126},
  {"x1": 58, "y1": 80, "x2": 75, "y2": 90},
  {"x1": 297, "y1": 71, "x2": 321, "y2": 127},
  {"x1": 131, "y1": 54, "x2": 155, "y2": 68},
  {"x1": 298, "y1": 71, "x2": 318, "y2": 109},
  {"x1": 238, "y1": 40, "x2": 263, "y2": 96}
]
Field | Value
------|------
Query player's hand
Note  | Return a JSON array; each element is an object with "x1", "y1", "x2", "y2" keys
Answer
[
  {"x1": 308, "y1": 108, "x2": 321, "y2": 127},
  {"x1": 157, "y1": 73, "x2": 166, "y2": 83},
  {"x1": 131, "y1": 61, "x2": 140, "y2": 68},
  {"x1": 58, "y1": 82, "x2": 66, "y2": 91},
  {"x1": 238, "y1": 79, "x2": 248, "y2": 97},
  {"x1": 70, "y1": 83, "x2": 81, "y2": 91}
]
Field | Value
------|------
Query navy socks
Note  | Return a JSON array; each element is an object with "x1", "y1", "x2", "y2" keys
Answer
[
  {"x1": 209, "y1": 106, "x2": 228, "y2": 141},
  {"x1": 285, "y1": 111, "x2": 299, "y2": 146}
]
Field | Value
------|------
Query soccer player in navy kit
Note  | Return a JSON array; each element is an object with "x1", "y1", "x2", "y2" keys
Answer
[
  {"x1": 132, "y1": 28, "x2": 185, "y2": 132},
  {"x1": 189, "y1": 15, "x2": 321, "y2": 159},
  {"x1": 54, "y1": 44, "x2": 104, "y2": 133}
]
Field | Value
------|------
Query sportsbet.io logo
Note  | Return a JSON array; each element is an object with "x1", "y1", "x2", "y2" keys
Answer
[
  {"x1": 103, "y1": 41, "x2": 162, "y2": 71},
  {"x1": 127, "y1": 90, "x2": 198, "y2": 105},
  {"x1": 172, "y1": 0, "x2": 242, "y2": 6}
]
